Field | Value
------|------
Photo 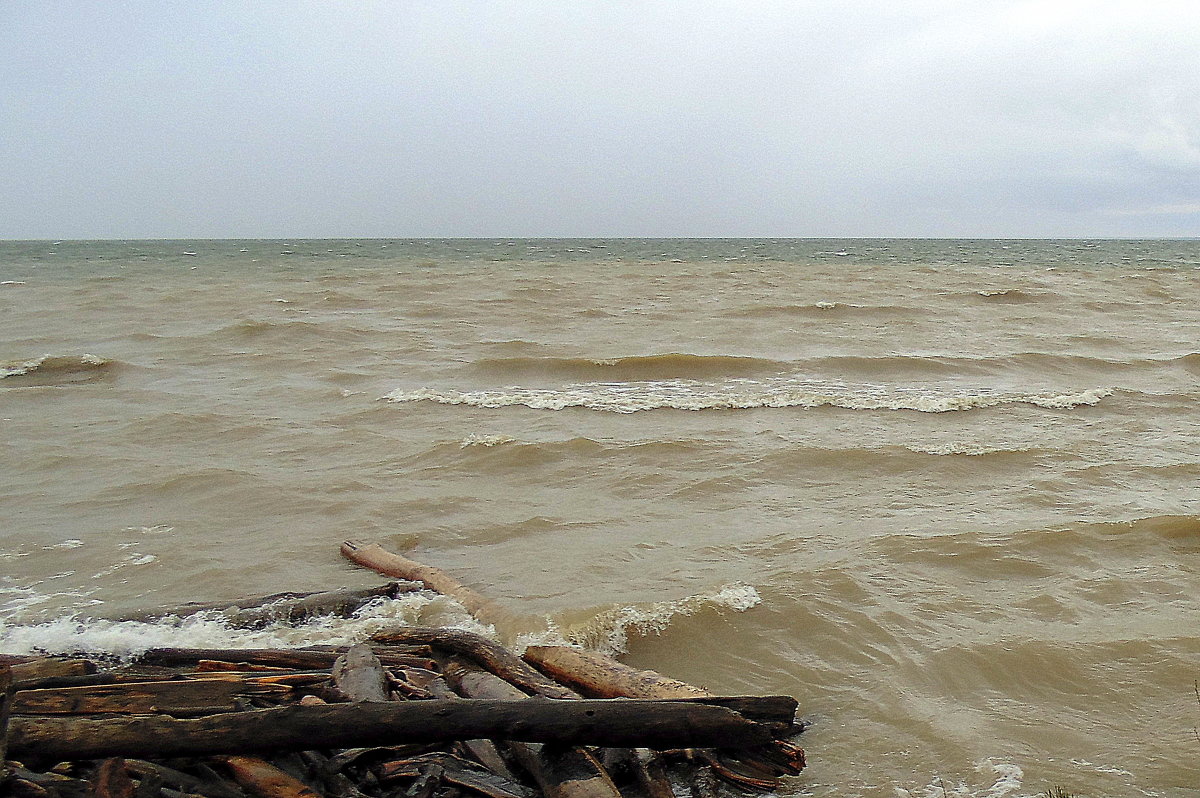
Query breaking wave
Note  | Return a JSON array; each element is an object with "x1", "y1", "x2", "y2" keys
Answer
[
  {"x1": 521, "y1": 583, "x2": 763, "y2": 656},
  {"x1": 0, "y1": 592, "x2": 492, "y2": 660},
  {"x1": 385, "y1": 381, "x2": 1114, "y2": 414},
  {"x1": 466, "y1": 353, "x2": 791, "y2": 381},
  {"x1": 0, "y1": 354, "x2": 116, "y2": 386}
]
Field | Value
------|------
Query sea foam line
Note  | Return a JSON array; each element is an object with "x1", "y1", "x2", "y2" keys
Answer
[{"x1": 384, "y1": 381, "x2": 1114, "y2": 414}]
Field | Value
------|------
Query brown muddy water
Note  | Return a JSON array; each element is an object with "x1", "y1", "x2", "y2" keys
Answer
[{"x1": 2, "y1": 239, "x2": 1199, "y2": 797}]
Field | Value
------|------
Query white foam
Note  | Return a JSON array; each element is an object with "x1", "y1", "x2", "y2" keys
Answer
[
  {"x1": 0, "y1": 592, "x2": 495, "y2": 660},
  {"x1": 520, "y1": 583, "x2": 762, "y2": 656},
  {"x1": 1, "y1": 353, "x2": 110, "y2": 379},
  {"x1": 459, "y1": 433, "x2": 515, "y2": 448},
  {"x1": 384, "y1": 380, "x2": 1114, "y2": 414},
  {"x1": 895, "y1": 759, "x2": 1024, "y2": 798}
]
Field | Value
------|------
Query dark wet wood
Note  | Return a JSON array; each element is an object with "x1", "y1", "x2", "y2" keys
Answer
[
  {"x1": 140, "y1": 647, "x2": 435, "y2": 671},
  {"x1": 113, "y1": 583, "x2": 421, "y2": 626},
  {"x1": 124, "y1": 760, "x2": 247, "y2": 798},
  {"x1": 375, "y1": 753, "x2": 532, "y2": 798},
  {"x1": 1, "y1": 664, "x2": 12, "y2": 782},
  {"x1": 8, "y1": 698, "x2": 773, "y2": 760},
  {"x1": 369, "y1": 628, "x2": 577, "y2": 700},
  {"x1": 442, "y1": 661, "x2": 623, "y2": 798},
  {"x1": 11, "y1": 678, "x2": 290, "y2": 715}
]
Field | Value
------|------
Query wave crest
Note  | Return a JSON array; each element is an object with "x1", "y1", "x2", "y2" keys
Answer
[
  {"x1": 0, "y1": 354, "x2": 116, "y2": 386},
  {"x1": 467, "y1": 353, "x2": 790, "y2": 382},
  {"x1": 384, "y1": 381, "x2": 1114, "y2": 414},
  {"x1": 519, "y1": 584, "x2": 762, "y2": 656}
]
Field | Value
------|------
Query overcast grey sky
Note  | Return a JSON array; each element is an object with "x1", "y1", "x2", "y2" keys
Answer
[{"x1": 2, "y1": 1, "x2": 1198, "y2": 238}]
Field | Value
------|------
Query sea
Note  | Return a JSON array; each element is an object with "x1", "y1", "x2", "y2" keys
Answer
[{"x1": 2, "y1": 238, "x2": 1199, "y2": 797}]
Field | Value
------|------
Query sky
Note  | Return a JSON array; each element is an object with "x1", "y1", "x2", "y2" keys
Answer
[{"x1": 2, "y1": 1, "x2": 1198, "y2": 239}]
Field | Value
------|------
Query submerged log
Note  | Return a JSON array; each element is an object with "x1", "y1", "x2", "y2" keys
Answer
[
  {"x1": 370, "y1": 627, "x2": 577, "y2": 700},
  {"x1": 8, "y1": 698, "x2": 774, "y2": 760},
  {"x1": 113, "y1": 583, "x2": 421, "y2": 627},
  {"x1": 341, "y1": 541, "x2": 522, "y2": 630}
]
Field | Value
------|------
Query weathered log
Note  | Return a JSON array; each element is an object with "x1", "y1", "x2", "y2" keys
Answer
[
  {"x1": 341, "y1": 541, "x2": 521, "y2": 630},
  {"x1": 8, "y1": 698, "x2": 773, "y2": 760},
  {"x1": 9, "y1": 658, "x2": 96, "y2": 684},
  {"x1": 523, "y1": 646, "x2": 709, "y2": 699},
  {"x1": 112, "y1": 583, "x2": 421, "y2": 627},
  {"x1": 332, "y1": 644, "x2": 389, "y2": 702},
  {"x1": 370, "y1": 627, "x2": 577, "y2": 700},
  {"x1": 140, "y1": 647, "x2": 435, "y2": 671},
  {"x1": 221, "y1": 756, "x2": 321, "y2": 798},
  {"x1": 12, "y1": 678, "x2": 290, "y2": 716},
  {"x1": 524, "y1": 645, "x2": 806, "y2": 781},
  {"x1": 664, "y1": 696, "x2": 799, "y2": 728},
  {"x1": 442, "y1": 662, "x2": 622, "y2": 798}
]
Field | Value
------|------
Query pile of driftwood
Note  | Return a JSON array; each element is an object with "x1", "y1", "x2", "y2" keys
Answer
[{"x1": 0, "y1": 542, "x2": 805, "y2": 798}]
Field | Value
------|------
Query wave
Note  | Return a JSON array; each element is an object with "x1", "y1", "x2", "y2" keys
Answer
[
  {"x1": 459, "y1": 351, "x2": 1200, "y2": 385},
  {"x1": 0, "y1": 580, "x2": 761, "y2": 662},
  {"x1": 466, "y1": 353, "x2": 792, "y2": 382},
  {"x1": 972, "y1": 288, "x2": 1053, "y2": 303},
  {"x1": 0, "y1": 591, "x2": 491, "y2": 659},
  {"x1": 519, "y1": 583, "x2": 762, "y2": 656},
  {"x1": 0, "y1": 354, "x2": 117, "y2": 386},
  {"x1": 384, "y1": 381, "x2": 1114, "y2": 414},
  {"x1": 734, "y1": 302, "x2": 919, "y2": 319}
]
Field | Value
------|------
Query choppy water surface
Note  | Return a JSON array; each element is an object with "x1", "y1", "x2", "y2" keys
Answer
[{"x1": 2, "y1": 239, "x2": 1199, "y2": 797}]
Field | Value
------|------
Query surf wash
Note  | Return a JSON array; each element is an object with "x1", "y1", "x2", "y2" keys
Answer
[{"x1": 1, "y1": 542, "x2": 806, "y2": 798}]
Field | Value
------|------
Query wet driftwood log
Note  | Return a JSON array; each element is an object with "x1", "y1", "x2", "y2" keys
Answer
[
  {"x1": 8, "y1": 697, "x2": 772, "y2": 760},
  {"x1": 341, "y1": 541, "x2": 522, "y2": 630},
  {"x1": 523, "y1": 646, "x2": 710, "y2": 698},
  {"x1": 113, "y1": 583, "x2": 422, "y2": 627}
]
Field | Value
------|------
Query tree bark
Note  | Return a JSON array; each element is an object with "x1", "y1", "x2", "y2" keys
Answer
[{"x1": 8, "y1": 698, "x2": 771, "y2": 761}]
